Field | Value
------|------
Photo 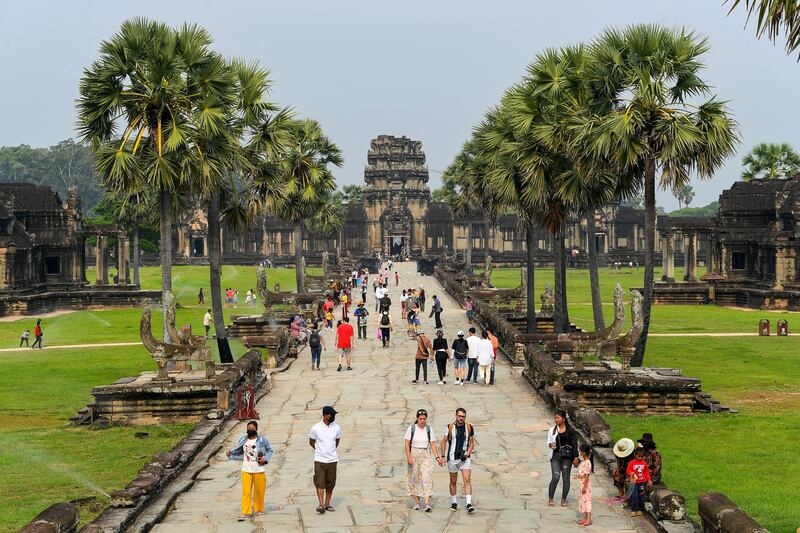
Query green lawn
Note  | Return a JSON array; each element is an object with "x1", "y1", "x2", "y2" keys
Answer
[{"x1": 0, "y1": 345, "x2": 193, "y2": 530}]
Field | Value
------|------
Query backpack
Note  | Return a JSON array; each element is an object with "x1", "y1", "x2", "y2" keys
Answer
[
  {"x1": 381, "y1": 313, "x2": 390, "y2": 326},
  {"x1": 446, "y1": 421, "x2": 473, "y2": 458},
  {"x1": 308, "y1": 331, "x2": 321, "y2": 348}
]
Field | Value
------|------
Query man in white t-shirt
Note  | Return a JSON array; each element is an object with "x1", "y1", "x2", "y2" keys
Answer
[
  {"x1": 309, "y1": 406, "x2": 342, "y2": 514},
  {"x1": 476, "y1": 330, "x2": 495, "y2": 386},
  {"x1": 465, "y1": 327, "x2": 480, "y2": 384},
  {"x1": 203, "y1": 309, "x2": 212, "y2": 336}
]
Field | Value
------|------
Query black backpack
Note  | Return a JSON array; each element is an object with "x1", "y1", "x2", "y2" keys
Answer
[
  {"x1": 309, "y1": 331, "x2": 321, "y2": 348},
  {"x1": 381, "y1": 313, "x2": 390, "y2": 326},
  {"x1": 453, "y1": 338, "x2": 468, "y2": 359}
]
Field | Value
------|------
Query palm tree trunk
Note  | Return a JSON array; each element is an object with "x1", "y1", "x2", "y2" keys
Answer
[
  {"x1": 586, "y1": 210, "x2": 605, "y2": 330},
  {"x1": 525, "y1": 225, "x2": 537, "y2": 334},
  {"x1": 159, "y1": 187, "x2": 172, "y2": 342},
  {"x1": 465, "y1": 221, "x2": 473, "y2": 275},
  {"x1": 208, "y1": 192, "x2": 234, "y2": 364},
  {"x1": 294, "y1": 223, "x2": 304, "y2": 293},
  {"x1": 132, "y1": 226, "x2": 140, "y2": 287},
  {"x1": 558, "y1": 226, "x2": 569, "y2": 332},
  {"x1": 633, "y1": 157, "x2": 656, "y2": 366},
  {"x1": 553, "y1": 232, "x2": 564, "y2": 334}
]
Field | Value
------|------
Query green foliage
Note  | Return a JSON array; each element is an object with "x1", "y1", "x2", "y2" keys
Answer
[
  {"x1": 740, "y1": 142, "x2": 800, "y2": 180},
  {"x1": 341, "y1": 184, "x2": 363, "y2": 203},
  {"x1": 672, "y1": 184, "x2": 695, "y2": 209},
  {"x1": 429, "y1": 187, "x2": 446, "y2": 203},
  {"x1": 0, "y1": 139, "x2": 103, "y2": 208},
  {"x1": 727, "y1": 0, "x2": 800, "y2": 58},
  {"x1": 669, "y1": 201, "x2": 720, "y2": 218}
]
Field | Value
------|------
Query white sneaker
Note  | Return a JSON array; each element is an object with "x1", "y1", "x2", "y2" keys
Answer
[
  {"x1": 437, "y1": 380, "x2": 444, "y2": 385},
  {"x1": 459, "y1": 381, "x2": 464, "y2": 386}
]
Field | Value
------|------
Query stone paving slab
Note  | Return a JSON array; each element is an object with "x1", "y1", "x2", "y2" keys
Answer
[{"x1": 155, "y1": 261, "x2": 652, "y2": 532}]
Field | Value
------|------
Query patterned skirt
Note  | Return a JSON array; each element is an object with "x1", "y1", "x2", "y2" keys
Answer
[{"x1": 407, "y1": 447, "x2": 434, "y2": 497}]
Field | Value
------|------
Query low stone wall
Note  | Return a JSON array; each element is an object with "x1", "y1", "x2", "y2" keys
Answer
[
  {"x1": 0, "y1": 286, "x2": 160, "y2": 317},
  {"x1": 19, "y1": 502, "x2": 79, "y2": 533},
  {"x1": 88, "y1": 349, "x2": 264, "y2": 425},
  {"x1": 647, "y1": 281, "x2": 800, "y2": 311},
  {"x1": 698, "y1": 492, "x2": 768, "y2": 533}
]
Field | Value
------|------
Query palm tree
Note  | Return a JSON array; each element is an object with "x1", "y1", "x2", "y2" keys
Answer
[
  {"x1": 741, "y1": 142, "x2": 800, "y2": 180},
  {"x1": 577, "y1": 25, "x2": 740, "y2": 365},
  {"x1": 254, "y1": 119, "x2": 342, "y2": 293},
  {"x1": 96, "y1": 187, "x2": 152, "y2": 287},
  {"x1": 77, "y1": 18, "x2": 232, "y2": 340},
  {"x1": 727, "y1": 0, "x2": 800, "y2": 57}
]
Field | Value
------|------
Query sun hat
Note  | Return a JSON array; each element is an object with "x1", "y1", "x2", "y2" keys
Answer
[
  {"x1": 457, "y1": 330, "x2": 465, "y2": 337},
  {"x1": 637, "y1": 432, "x2": 656, "y2": 447},
  {"x1": 613, "y1": 438, "x2": 635, "y2": 458}
]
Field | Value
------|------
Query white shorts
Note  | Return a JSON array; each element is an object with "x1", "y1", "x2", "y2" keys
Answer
[{"x1": 447, "y1": 458, "x2": 471, "y2": 473}]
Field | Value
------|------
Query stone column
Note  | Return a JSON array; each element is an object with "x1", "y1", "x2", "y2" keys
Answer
[
  {"x1": 95, "y1": 235, "x2": 108, "y2": 285},
  {"x1": 662, "y1": 233, "x2": 675, "y2": 282},
  {"x1": 687, "y1": 233, "x2": 698, "y2": 282},
  {"x1": 774, "y1": 243, "x2": 796, "y2": 290},
  {"x1": 706, "y1": 234, "x2": 715, "y2": 272},
  {"x1": 117, "y1": 235, "x2": 128, "y2": 285},
  {"x1": 682, "y1": 234, "x2": 690, "y2": 281}
]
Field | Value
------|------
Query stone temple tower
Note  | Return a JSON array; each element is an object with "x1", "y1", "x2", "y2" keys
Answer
[{"x1": 362, "y1": 135, "x2": 431, "y2": 257}]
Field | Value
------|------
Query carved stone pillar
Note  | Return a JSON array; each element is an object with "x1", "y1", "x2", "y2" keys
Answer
[
  {"x1": 687, "y1": 233, "x2": 698, "y2": 282},
  {"x1": 774, "y1": 242, "x2": 796, "y2": 291},
  {"x1": 117, "y1": 235, "x2": 129, "y2": 285},
  {"x1": 682, "y1": 234, "x2": 690, "y2": 281},
  {"x1": 662, "y1": 233, "x2": 675, "y2": 282},
  {"x1": 706, "y1": 234, "x2": 715, "y2": 272},
  {"x1": 95, "y1": 235, "x2": 108, "y2": 285},
  {"x1": 633, "y1": 224, "x2": 639, "y2": 251}
]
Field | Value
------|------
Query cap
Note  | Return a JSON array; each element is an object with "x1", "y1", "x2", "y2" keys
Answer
[
  {"x1": 322, "y1": 406, "x2": 337, "y2": 416},
  {"x1": 457, "y1": 330, "x2": 465, "y2": 337}
]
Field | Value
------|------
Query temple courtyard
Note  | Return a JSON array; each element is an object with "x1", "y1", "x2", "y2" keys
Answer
[{"x1": 1, "y1": 263, "x2": 798, "y2": 531}]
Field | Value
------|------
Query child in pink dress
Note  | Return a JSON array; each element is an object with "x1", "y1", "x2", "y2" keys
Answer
[{"x1": 577, "y1": 443, "x2": 594, "y2": 526}]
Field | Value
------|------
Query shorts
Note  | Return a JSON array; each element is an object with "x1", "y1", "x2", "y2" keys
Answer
[
  {"x1": 314, "y1": 461, "x2": 338, "y2": 490},
  {"x1": 447, "y1": 458, "x2": 471, "y2": 473},
  {"x1": 466, "y1": 310, "x2": 473, "y2": 318},
  {"x1": 453, "y1": 358, "x2": 467, "y2": 369},
  {"x1": 338, "y1": 347, "x2": 352, "y2": 357}
]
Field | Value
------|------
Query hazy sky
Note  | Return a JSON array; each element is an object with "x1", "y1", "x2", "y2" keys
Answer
[{"x1": 2, "y1": 0, "x2": 799, "y2": 210}]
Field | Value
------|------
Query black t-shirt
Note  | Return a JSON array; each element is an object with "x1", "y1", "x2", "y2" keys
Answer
[
  {"x1": 447, "y1": 422, "x2": 475, "y2": 459},
  {"x1": 451, "y1": 338, "x2": 468, "y2": 358},
  {"x1": 433, "y1": 337, "x2": 448, "y2": 352}
]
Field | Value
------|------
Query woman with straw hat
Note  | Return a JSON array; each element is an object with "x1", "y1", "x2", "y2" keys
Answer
[{"x1": 612, "y1": 438, "x2": 635, "y2": 497}]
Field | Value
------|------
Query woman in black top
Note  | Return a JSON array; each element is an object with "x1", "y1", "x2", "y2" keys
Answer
[
  {"x1": 432, "y1": 330, "x2": 450, "y2": 384},
  {"x1": 547, "y1": 409, "x2": 579, "y2": 507}
]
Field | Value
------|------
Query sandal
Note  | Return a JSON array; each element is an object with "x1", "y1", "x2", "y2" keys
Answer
[
  {"x1": 325, "y1": 506, "x2": 336, "y2": 512},
  {"x1": 582, "y1": 522, "x2": 592, "y2": 527},
  {"x1": 315, "y1": 506, "x2": 325, "y2": 514},
  {"x1": 547, "y1": 499, "x2": 555, "y2": 507},
  {"x1": 561, "y1": 500, "x2": 568, "y2": 507}
]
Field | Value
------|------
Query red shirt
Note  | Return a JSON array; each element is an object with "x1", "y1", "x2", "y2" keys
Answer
[
  {"x1": 323, "y1": 299, "x2": 334, "y2": 312},
  {"x1": 336, "y1": 323, "x2": 355, "y2": 349},
  {"x1": 626, "y1": 459, "x2": 651, "y2": 483}
]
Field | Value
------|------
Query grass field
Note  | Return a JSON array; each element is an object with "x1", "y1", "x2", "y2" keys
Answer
[{"x1": 1, "y1": 264, "x2": 798, "y2": 530}]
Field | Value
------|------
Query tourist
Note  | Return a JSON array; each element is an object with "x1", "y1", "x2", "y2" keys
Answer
[
  {"x1": 252, "y1": 288, "x2": 257, "y2": 306},
  {"x1": 451, "y1": 331, "x2": 469, "y2": 385},
  {"x1": 626, "y1": 446, "x2": 652, "y2": 517},
  {"x1": 198, "y1": 287, "x2": 205, "y2": 305},
  {"x1": 309, "y1": 406, "x2": 341, "y2": 514},
  {"x1": 341, "y1": 290, "x2": 349, "y2": 320},
  {"x1": 638, "y1": 433, "x2": 662, "y2": 487},
  {"x1": 335, "y1": 316, "x2": 355, "y2": 371},
  {"x1": 351, "y1": 269, "x2": 358, "y2": 288},
  {"x1": 547, "y1": 409, "x2": 579, "y2": 507},
  {"x1": 233, "y1": 289, "x2": 239, "y2": 307},
  {"x1": 203, "y1": 309, "x2": 212, "y2": 336},
  {"x1": 577, "y1": 443, "x2": 594, "y2": 526},
  {"x1": 226, "y1": 288, "x2": 234, "y2": 308},
  {"x1": 440, "y1": 407, "x2": 475, "y2": 513},
  {"x1": 411, "y1": 329, "x2": 433, "y2": 385},
  {"x1": 406, "y1": 305, "x2": 419, "y2": 338},
  {"x1": 226, "y1": 420, "x2": 273, "y2": 521},
  {"x1": 395, "y1": 271, "x2": 399, "y2": 286},
  {"x1": 379, "y1": 291, "x2": 392, "y2": 314},
  {"x1": 379, "y1": 310, "x2": 392, "y2": 347},
  {"x1": 19, "y1": 329, "x2": 30, "y2": 348},
  {"x1": 324, "y1": 309, "x2": 334, "y2": 331},
  {"x1": 400, "y1": 290, "x2": 408, "y2": 318},
  {"x1": 360, "y1": 282, "x2": 367, "y2": 304},
  {"x1": 465, "y1": 327, "x2": 480, "y2": 384},
  {"x1": 322, "y1": 295, "x2": 335, "y2": 319},
  {"x1": 487, "y1": 328, "x2": 499, "y2": 385},
  {"x1": 429, "y1": 295, "x2": 443, "y2": 329},
  {"x1": 465, "y1": 296, "x2": 473, "y2": 324},
  {"x1": 476, "y1": 331, "x2": 494, "y2": 387},
  {"x1": 612, "y1": 438, "x2": 635, "y2": 497},
  {"x1": 418, "y1": 287, "x2": 426, "y2": 312},
  {"x1": 405, "y1": 409, "x2": 444, "y2": 511},
  {"x1": 246, "y1": 289, "x2": 253, "y2": 306},
  {"x1": 432, "y1": 329, "x2": 450, "y2": 384},
  {"x1": 354, "y1": 302, "x2": 369, "y2": 340},
  {"x1": 374, "y1": 282, "x2": 382, "y2": 312},
  {"x1": 388, "y1": 258, "x2": 393, "y2": 271},
  {"x1": 308, "y1": 323, "x2": 326, "y2": 370},
  {"x1": 32, "y1": 319, "x2": 43, "y2": 349}
]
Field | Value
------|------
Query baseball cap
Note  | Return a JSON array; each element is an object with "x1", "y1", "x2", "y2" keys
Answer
[
  {"x1": 322, "y1": 406, "x2": 337, "y2": 416},
  {"x1": 457, "y1": 330, "x2": 465, "y2": 337}
]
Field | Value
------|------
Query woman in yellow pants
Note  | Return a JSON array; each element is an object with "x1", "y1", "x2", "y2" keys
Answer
[{"x1": 227, "y1": 420, "x2": 274, "y2": 521}]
